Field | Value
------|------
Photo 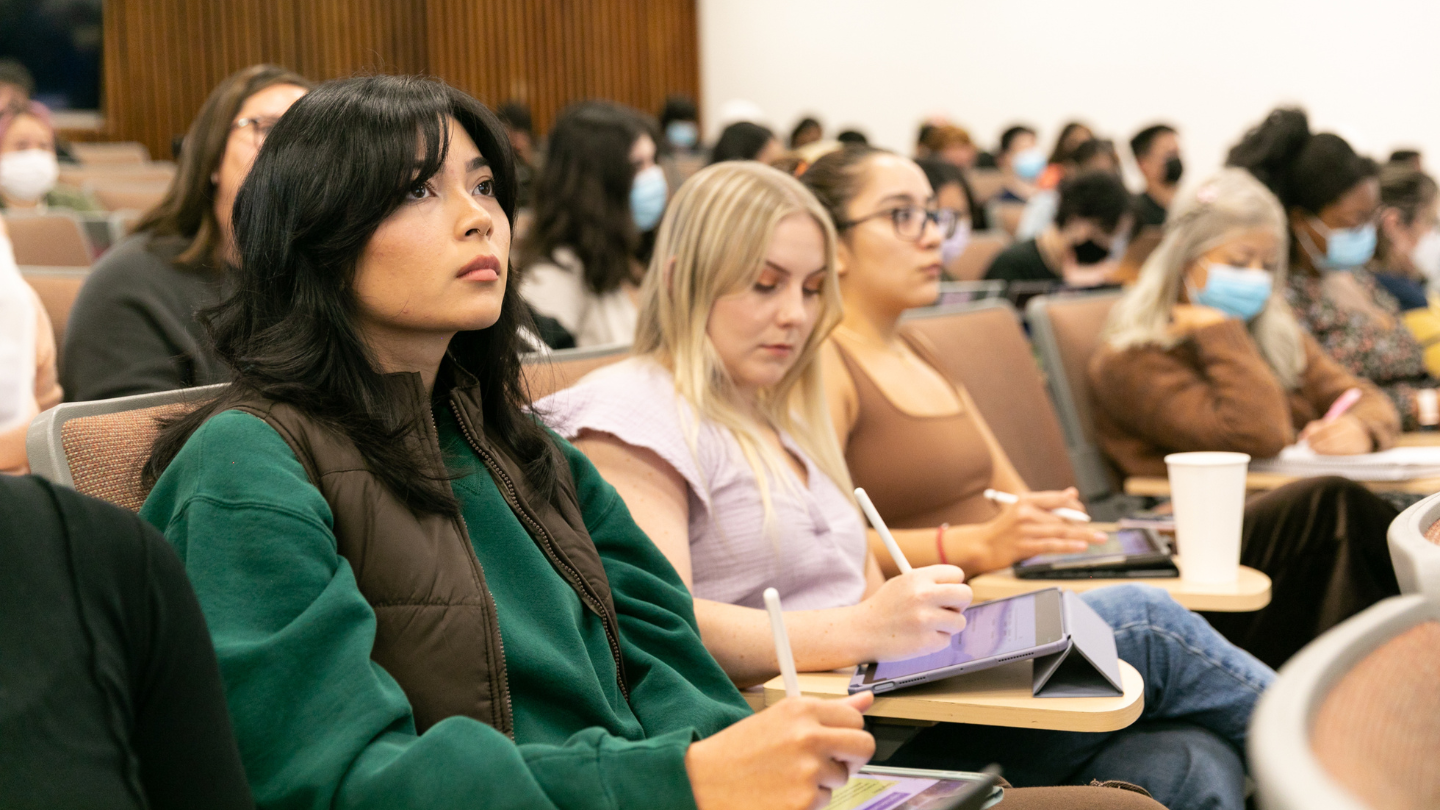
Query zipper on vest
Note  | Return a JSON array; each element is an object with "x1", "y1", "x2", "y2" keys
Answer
[
  {"x1": 428, "y1": 407, "x2": 516, "y2": 738},
  {"x1": 450, "y1": 401, "x2": 632, "y2": 702}
]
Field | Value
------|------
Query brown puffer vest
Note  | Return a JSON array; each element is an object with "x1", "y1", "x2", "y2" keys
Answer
[{"x1": 229, "y1": 366, "x2": 628, "y2": 737}]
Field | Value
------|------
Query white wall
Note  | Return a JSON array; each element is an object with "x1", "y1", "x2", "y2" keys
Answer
[{"x1": 698, "y1": 0, "x2": 1440, "y2": 187}]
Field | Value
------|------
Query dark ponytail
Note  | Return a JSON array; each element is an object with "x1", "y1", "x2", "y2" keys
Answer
[
  {"x1": 1227, "y1": 107, "x2": 1377, "y2": 215},
  {"x1": 800, "y1": 144, "x2": 887, "y2": 230}
]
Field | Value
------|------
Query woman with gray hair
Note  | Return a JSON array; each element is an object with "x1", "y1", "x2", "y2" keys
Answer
[{"x1": 1089, "y1": 167, "x2": 1402, "y2": 667}]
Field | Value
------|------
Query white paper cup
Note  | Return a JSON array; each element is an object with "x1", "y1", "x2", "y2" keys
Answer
[{"x1": 1164, "y1": 452, "x2": 1250, "y2": 584}]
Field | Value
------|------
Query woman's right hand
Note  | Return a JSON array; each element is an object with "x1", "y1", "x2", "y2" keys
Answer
[
  {"x1": 976, "y1": 490, "x2": 1107, "y2": 572},
  {"x1": 850, "y1": 566, "x2": 972, "y2": 663},
  {"x1": 1168, "y1": 303, "x2": 1231, "y2": 337},
  {"x1": 686, "y1": 692, "x2": 876, "y2": 810}
]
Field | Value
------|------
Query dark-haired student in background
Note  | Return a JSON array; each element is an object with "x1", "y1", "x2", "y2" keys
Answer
[
  {"x1": 985, "y1": 169, "x2": 1132, "y2": 287},
  {"x1": 1229, "y1": 107, "x2": 1440, "y2": 430},
  {"x1": 519, "y1": 100, "x2": 660, "y2": 348},
  {"x1": 711, "y1": 120, "x2": 784, "y2": 165},
  {"x1": 61, "y1": 64, "x2": 312, "y2": 402},
  {"x1": 1131, "y1": 124, "x2": 1182, "y2": 228}
]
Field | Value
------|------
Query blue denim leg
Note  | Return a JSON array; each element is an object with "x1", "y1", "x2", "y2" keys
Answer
[
  {"x1": 1079, "y1": 721, "x2": 1246, "y2": 810},
  {"x1": 1081, "y1": 585, "x2": 1276, "y2": 754}
]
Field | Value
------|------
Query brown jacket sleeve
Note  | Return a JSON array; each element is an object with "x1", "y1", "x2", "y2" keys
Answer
[
  {"x1": 1090, "y1": 319, "x2": 1295, "y2": 460},
  {"x1": 1295, "y1": 333, "x2": 1400, "y2": 450}
]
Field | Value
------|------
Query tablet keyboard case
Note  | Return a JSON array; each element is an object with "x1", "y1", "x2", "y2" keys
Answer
[{"x1": 1030, "y1": 590, "x2": 1125, "y2": 697}]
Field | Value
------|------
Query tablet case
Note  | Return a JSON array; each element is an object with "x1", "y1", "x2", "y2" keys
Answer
[{"x1": 1030, "y1": 590, "x2": 1125, "y2": 697}]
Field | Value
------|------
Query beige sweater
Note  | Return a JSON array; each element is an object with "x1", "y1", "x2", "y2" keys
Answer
[
  {"x1": 1, "y1": 286, "x2": 61, "y2": 475},
  {"x1": 1089, "y1": 319, "x2": 1399, "y2": 478}
]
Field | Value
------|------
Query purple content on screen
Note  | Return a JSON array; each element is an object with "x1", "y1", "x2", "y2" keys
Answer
[{"x1": 873, "y1": 595, "x2": 1037, "y2": 680}]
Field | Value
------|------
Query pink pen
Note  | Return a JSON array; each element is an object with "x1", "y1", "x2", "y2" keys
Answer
[{"x1": 1322, "y1": 387, "x2": 1363, "y2": 423}]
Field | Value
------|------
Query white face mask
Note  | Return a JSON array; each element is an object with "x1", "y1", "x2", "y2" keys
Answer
[
  {"x1": 1410, "y1": 228, "x2": 1440, "y2": 287},
  {"x1": 0, "y1": 148, "x2": 59, "y2": 203}
]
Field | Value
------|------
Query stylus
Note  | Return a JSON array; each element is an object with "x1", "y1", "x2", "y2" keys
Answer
[
  {"x1": 763, "y1": 587, "x2": 801, "y2": 699},
  {"x1": 855, "y1": 488, "x2": 912, "y2": 574},
  {"x1": 983, "y1": 488, "x2": 1091, "y2": 523}
]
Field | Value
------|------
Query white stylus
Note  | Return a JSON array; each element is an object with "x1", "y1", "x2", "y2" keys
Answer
[
  {"x1": 763, "y1": 587, "x2": 801, "y2": 699},
  {"x1": 855, "y1": 487, "x2": 913, "y2": 574},
  {"x1": 984, "y1": 488, "x2": 1092, "y2": 523}
]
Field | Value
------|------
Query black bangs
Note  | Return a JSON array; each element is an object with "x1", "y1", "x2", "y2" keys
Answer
[{"x1": 145, "y1": 74, "x2": 556, "y2": 517}]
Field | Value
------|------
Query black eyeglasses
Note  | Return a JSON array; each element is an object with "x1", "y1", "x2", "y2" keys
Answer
[{"x1": 837, "y1": 205, "x2": 958, "y2": 241}]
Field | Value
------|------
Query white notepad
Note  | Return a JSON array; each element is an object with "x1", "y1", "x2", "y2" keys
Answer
[{"x1": 1250, "y1": 444, "x2": 1440, "y2": 481}]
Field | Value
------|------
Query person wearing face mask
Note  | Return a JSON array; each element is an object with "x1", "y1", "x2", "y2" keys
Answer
[
  {"x1": 60, "y1": 65, "x2": 312, "y2": 402},
  {"x1": 994, "y1": 124, "x2": 1044, "y2": 203},
  {"x1": 519, "y1": 101, "x2": 661, "y2": 348},
  {"x1": 1229, "y1": 108, "x2": 1440, "y2": 430},
  {"x1": 0, "y1": 102, "x2": 101, "y2": 213},
  {"x1": 985, "y1": 169, "x2": 1131, "y2": 287},
  {"x1": 1016, "y1": 139, "x2": 1121, "y2": 240},
  {"x1": 1090, "y1": 169, "x2": 1402, "y2": 668},
  {"x1": 916, "y1": 157, "x2": 978, "y2": 274},
  {"x1": 1130, "y1": 124, "x2": 1183, "y2": 228},
  {"x1": 1371, "y1": 163, "x2": 1440, "y2": 385}
]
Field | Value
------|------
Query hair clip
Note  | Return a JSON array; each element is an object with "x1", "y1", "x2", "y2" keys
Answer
[{"x1": 792, "y1": 160, "x2": 811, "y2": 178}]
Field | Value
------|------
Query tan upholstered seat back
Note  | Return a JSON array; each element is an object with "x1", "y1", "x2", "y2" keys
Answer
[
  {"x1": 902, "y1": 303, "x2": 1076, "y2": 492},
  {"x1": 990, "y1": 202, "x2": 1026, "y2": 237},
  {"x1": 3, "y1": 214, "x2": 92, "y2": 266},
  {"x1": 947, "y1": 232, "x2": 1010, "y2": 282},
  {"x1": 61, "y1": 402, "x2": 197, "y2": 512},
  {"x1": 1425, "y1": 520, "x2": 1440, "y2": 545},
  {"x1": 22, "y1": 269, "x2": 89, "y2": 349},
  {"x1": 965, "y1": 169, "x2": 1005, "y2": 204},
  {"x1": 86, "y1": 181, "x2": 169, "y2": 212},
  {"x1": 522, "y1": 346, "x2": 630, "y2": 402},
  {"x1": 70, "y1": 141, "x2": 151, "y2": 164},
  {"x1": 1045, "y1": 294, "x2": 1121, "y2": 449},
  {"x1": 1311, "y1": 621, "x2": 1440, "y2": 810}
]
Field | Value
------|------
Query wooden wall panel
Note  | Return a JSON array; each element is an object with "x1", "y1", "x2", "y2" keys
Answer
[{"x1": 99, "y1": 0, "x2": 699, "y2": 159}]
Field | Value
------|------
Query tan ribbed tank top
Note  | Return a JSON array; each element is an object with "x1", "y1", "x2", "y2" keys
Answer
[{"x1": 832, "y1": 335, "x2": 1000, "y2": 530}]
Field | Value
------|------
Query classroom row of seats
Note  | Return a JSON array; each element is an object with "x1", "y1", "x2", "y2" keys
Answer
[{"x1": 22, "y1": 292, "x2": 1440, "y2": 810}]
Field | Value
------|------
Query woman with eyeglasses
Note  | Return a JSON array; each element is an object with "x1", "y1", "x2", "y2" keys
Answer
[
  {"x1": 62, "y1": 65, "x2": 311, "y2": 402},
  {"x1": 806, "y1": 146, "x2": 1102, "y2": 578},
  {"x1": 1228, "y1": 108, "x2": 1440, "y2": 430}
]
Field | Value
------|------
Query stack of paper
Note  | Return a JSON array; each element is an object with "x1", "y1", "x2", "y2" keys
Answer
[{"x1": 1250, "y1": 444, "x2": 1440, "y2": 481}]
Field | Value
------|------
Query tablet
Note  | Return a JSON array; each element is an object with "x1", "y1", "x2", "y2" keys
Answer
[
  {"x1": 849, "y1": 589, "x2": 1068, "y2": 695},
  {"x1": 1012, "y1": 528, "x2": 1176, "y2": 579},
  {"x1": 821, "y1": 766, "x2": 1003, "y2": 810}
]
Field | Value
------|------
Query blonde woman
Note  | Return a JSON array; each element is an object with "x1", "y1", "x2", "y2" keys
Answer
[
  {"x1": 1090, "y1": 168, "x2": 1402, "y2": 667},
  {"x1": 541, "y1": 161, "x2": 1272, "y2": 810}
]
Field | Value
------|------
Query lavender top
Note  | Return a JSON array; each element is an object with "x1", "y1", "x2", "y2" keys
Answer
[{"x1": 537, "y1": 358, "x2": 869, "y2": 611}]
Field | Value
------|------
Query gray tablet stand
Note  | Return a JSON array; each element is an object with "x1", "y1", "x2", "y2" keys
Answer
[{"x1": 1031, "y1": 590, "x2": 1125, "y2": 697}]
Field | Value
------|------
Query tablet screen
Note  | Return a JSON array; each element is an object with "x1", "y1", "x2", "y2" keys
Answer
[
  {"x1": 1019, "y1": 529, "x2": 1161, "y2": 567},
  {"x1": 821, "y1": 773, "x2": 993, "y2": 810},
  {"x1": 871, "y1": 593, "x2": 1037, "y2": 681}
]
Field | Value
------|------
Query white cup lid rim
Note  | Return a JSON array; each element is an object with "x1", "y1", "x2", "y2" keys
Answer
[{"x1": 1164, "y1": 451, "x2": 1252, "y2": 466}]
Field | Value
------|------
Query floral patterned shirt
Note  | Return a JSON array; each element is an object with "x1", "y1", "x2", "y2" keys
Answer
[{"x1": 1286, "y1": 268, "x2": 1438, "y2": 430}]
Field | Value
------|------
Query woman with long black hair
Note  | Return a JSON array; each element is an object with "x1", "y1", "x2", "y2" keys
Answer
[{"x1": 140, "y1": 75, "x2": 873, "y2": 810}]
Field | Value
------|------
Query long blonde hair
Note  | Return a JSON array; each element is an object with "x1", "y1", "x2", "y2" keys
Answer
[
  {"x1": 1102, "y1": 168, "x2": 1307, "y2": 388},
  {"x1": 635, "y1": 161, "x2": 853, "y2": 521}
]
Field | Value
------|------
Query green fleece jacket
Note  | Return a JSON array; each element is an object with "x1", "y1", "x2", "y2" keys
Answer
[{"x1": 140, "y1": 407, "x2": 751, "y2": 810}]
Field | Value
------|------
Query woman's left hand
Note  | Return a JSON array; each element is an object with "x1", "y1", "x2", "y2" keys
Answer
[{"x1": 1300, "y1": 414, "x2": 1373, "y2": 455}]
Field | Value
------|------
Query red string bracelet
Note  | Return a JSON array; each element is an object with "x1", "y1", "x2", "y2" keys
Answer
[{"x1": 935, "y1": 523, "x2": 950, "y2": 565}]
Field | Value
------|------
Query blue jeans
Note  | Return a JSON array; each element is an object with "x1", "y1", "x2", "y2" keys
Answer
[{"x1": 883, "y1": 585, "x2": 1276, "y2": 810}]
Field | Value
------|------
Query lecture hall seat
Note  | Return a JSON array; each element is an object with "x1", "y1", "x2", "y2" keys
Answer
[{"x1": 1249, "y1": 594, "x2": 1440, "y2": 810}]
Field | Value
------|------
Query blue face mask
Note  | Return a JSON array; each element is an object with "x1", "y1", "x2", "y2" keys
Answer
[
  {"x1": 1191, "y1": 264, "x2": 1273, "y2": 321},
  {"x1": 1012, "y1": 148, "x2": 1047, "y2": 181},
  {"x1": 630, "y1": 165, "x2": 668, "y2": 232},
  {"x1": 666, "y1": 121, "x2": 698, "y2": 150},
  {"x1": 1307, "y1": 219, "x2": 1376, "y2": 270}
]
